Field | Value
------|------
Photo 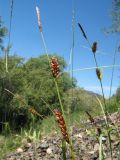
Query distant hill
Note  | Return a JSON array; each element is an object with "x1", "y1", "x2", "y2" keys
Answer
[{"x1": 63, "y1": 87, "x2": 103, "y2": 115}]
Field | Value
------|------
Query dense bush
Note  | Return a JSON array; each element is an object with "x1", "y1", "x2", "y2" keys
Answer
[{"x1": 0, "y1": 54, "x2": 76, "y2": 131}]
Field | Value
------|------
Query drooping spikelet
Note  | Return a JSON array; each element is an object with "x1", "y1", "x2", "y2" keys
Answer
[
  {"x1": 15, "y1": 94, "x2": 25, "y2": 105},
  {"x1": 28, "y1": 106, "x2": 42, "y2": 117},
  {"x1": 92, "y1": 42, "x2": 97, "y2": 53},
  {"x1": 53, "y1": 109, "x2": 69, "y2": 143},
  {"x1": 50, "y1": 56, "x2": 60, "y2": 78},
  {"x1": 96, "y1": 68, "x2": 102, "y2": 80},
  {"x1": 36, "y1": 6, "x2": 42, "y2": 32}
]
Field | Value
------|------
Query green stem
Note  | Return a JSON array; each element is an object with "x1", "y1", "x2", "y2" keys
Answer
[
  {"x1": 93, "y1": 54, "x2": 113, "y2": 160},
  {"x1": 54, "y1": 79, "x2": 75, "y2": 160},
  {"x1": 62, "y1": 139, "x2": 67, "y2": 160},
  {"x1": 109, "y1": 41, "x2": 118, "y2": 100},
  {"x1": 54, "y1": 79, "x2": 65, "y2": 117},
  {"x1": 39, "y1": 30, "x2": 75, "y2": 160}
]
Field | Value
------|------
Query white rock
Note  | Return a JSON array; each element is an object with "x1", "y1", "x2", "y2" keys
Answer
[
  {"x1": 16, "y1": 147, "x2": 23, "y2": 153},
  {"x1": 94, "y1": 143, "x2": 99, "y2": 151},
  {"x1": 47, "y1": 148, "x2": 52, "y2": 154},
  {"x1": 89, "y1": 151, "x2": 94, "y2": 154},
  {"x1": 102, "y1": 137, "x2": 106, "y2": 141},
  {"x1": 26, "y1": 142, "x2": 32, "y2": 148},
  {"x1": 74, "y1": 133, "x2": 82, "y2": 138}
]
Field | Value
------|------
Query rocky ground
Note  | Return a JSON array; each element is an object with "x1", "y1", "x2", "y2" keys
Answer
[{"x1": 1, "y1": 112, "x2": 120, "y2": 160}]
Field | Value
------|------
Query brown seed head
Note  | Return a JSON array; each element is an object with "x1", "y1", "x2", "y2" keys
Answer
[
  {"x1": 53, "y1": 109, "x2": 69, "y2": 143},
  {"x1": 28, "y1": 106, "x2": 41, "y2": 117},
  {"x1": 96, "y1": 68, "x2": 102, "y2": 80},
  {"x1": 92, "y1": 42, "x2": 97, "y2": 53},
  {"x1": 50, "y1": 56, "x2": 60, "y2": 78}
]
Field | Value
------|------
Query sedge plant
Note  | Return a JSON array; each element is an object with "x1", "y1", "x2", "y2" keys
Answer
[
  {"x1": 36, "y1": 6, "x2": 75, "y2": 160},
  {"x1": 78, "y1": 22, "x2": 113, "y2": 160}
]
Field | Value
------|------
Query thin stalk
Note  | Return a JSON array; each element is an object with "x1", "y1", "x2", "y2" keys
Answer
[
  {"x1": 78, "y1": 21, "x2": 114, "y2": 158},
  {"x1": 85, "y1": 39, "x2": 113, "y2": 160},
  {"x1": 71, "y1": 9, "x2": 75, "y2": 113},
  {"x1": 95, "y1": 96, "x2": 108, "y2": 126},
  {"x1": 41, "y1": 98, "x2": 75, "y2": 160},
  {"x1": 99, "y1": 134, "x2": 104, "y2": 160},
  {"x1": 77, "y1": 28, "x2": 113, "y2": 157},
  {"x1": 96, "y1": 96, "x2": 113, "y2": 159},
  {"x1": 109, "y1": 41, "x2": 119, "y2": 99},
  {"x1": 93, "y1": 51, "x2": 113, "y2": 160},
  {"x1": 41, "y1": 98, "x2": 54, "y2": 114},
  {"x1": 68, "y1": 9, "x2": 76, "y2": 160},
  {"x1": 54, "y1": 79, "x2": 65, "y2": 117},
  {"x1": 37, "y1": 8, "x2": 75, "y2": 159},
  {"x1": 5, "y1": 49, "x2": 8, "y2": 72},
  {"x1": 54, "y1": 67, "x2": 75, "y2": 160},
  {"x1": 5, "y1": 0, "x2": 14, "y2": 72},
  {"x1": 68, "y1": 8, "x2": 75, "y2": 117},
  {"x1": 62, "y1": 139, "x2": 67, "y2": 160},
  {"x1": 40, "y1": 30, "x2": 66, "y2": 118},
  {"x1": 87, "y1": 43, "x2": 108, "y2": 116},
  {"x1": 92, "y1": 53, "x2": 109, "y2": 114}
]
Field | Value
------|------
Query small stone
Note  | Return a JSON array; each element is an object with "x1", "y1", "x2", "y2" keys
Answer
[
  {"x1": 53, "y1": 140, "x2": 57, "y2": 144},
  {"x1": 102, "y1": 136, "x2": 106, "y2": 142},
  {"x1": 89, "y1": 151, "x2": 94, "y2": 154},
  {"x1": 47, "y1": 148, "x2": 52, "y2": 154},
  {"x1": 39, "y1": 143, "x2": 49, "y2": 149},
  {"x1": 16, "y1": 148, "x2": 23, "y2": 153},
  {"x1": 21, "y1": 138, "x2": 28, "y2": 144},
  {"x1": 94, "y1": 143, "x2": 99, "y2": 151},
  {"x1": 74, "y1": 133, "x2": 83, "y2": 138}
]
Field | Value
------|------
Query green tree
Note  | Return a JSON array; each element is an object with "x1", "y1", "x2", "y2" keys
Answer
[
  {"x1": 0, "y1": 54, "x2": 76, "y2": 131},
  {"x1": 0, "y1": 55, "x2": 26, "y2": 131},
  {"x1": 0, "y1": 17, "x2": 7, "y2": 50},
  {"x1": 111, "y1": 0, "x2": 120, "y2": 33},
  {"x1": 107, "y1": 0, "x2": 120, "y2": 33},
  {"x1": 23, "y1": 54, "x2": 76, "y2": 115}
]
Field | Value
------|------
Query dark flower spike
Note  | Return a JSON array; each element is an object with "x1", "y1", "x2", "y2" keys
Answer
[
  {"x1": 96, "y1": 68, "x2": 102, "y2": 80},
  {"x1": 53, "y1": 109, "x2": 69, "y2": 143},
  {"x1": 92, "y1": 42, "x2": 97, "y2": 53},
  {"x1": 78, "y1": 23, "x2": 87, "y2": 40}
]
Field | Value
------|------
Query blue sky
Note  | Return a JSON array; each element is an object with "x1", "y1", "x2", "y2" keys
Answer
[{"x1": 0, "y1": 0, "x2": 120, "y2": 97}]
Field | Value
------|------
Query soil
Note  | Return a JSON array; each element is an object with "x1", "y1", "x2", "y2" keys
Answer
[{"x1": 1, "y1": 112, "x2": 120, "y2": 160}]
